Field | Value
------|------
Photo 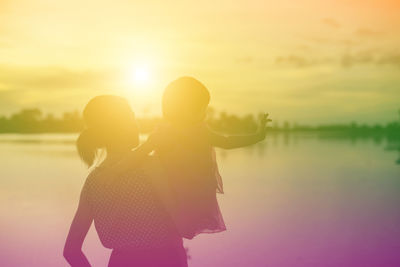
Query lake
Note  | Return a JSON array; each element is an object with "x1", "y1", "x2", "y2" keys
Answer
[{"x1": 0, "y1": 133, "x2": 399, "y2": 267}]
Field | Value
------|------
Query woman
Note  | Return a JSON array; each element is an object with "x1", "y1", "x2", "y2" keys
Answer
[{"x1": 63, "y1": 95, "x2": 187, "y2": 267}]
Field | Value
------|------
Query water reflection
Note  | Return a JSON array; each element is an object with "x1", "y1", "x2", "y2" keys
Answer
[
  {"x1": 384, "y1": 141, "x2": 400, "y2": 165},
  {"x1": 0, "y1": 133, "x2": 399, "y2": 267},
  {"x1": 0, "y1": 133, "x2": 399, "y2": 165}
]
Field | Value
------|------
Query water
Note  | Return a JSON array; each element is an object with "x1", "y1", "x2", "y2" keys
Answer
[{"x1": 0, "y1": 134, "x2": 399, "y2": 267}]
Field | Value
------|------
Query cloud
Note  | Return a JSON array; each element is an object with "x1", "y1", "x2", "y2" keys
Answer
[
  {"x1": 235, "y1": 56, "x2": 253, "y2": 64},
  {"x1": 275, "y1": 55, "x2": 332, "y2": 68},
  {"x1": 377, "y1": 53, "x2": 400, "y2": 67},
  {"x1": 341, "y1": 51, "x2": 400, "y2": 68},
  {"x1": 275, "y1": 55, "x2": 311, "y2": 68},
  {"x1": 305, "y1": 26, "x2": 385, "y2": 48},
  {"x1": 276, "y1": 50, "x2": 400, "y2": 69},
  {"x1": 306, "y1": 36, "x2": 360, "y2": 47},
  {"x1": 296, "y1": 45, "x2": 312, "y2": 51},
  {"x1": 322, "y1": 18, "x2": 341, "y2": 28},
  {"x1": 0, "y1": 64, "x2": 125, "y2": 114},
  {"x1": 355, "y1": 28, "x2": 384, "y2": 38},
  {"x1": 340, "y1": 50, "x2": 375, "y2": 68},
  {"x1": 0, "y1": 65, "x2": 119, "y2": 91}
]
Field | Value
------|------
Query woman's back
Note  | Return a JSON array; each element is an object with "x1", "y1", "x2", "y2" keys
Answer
[
  {"x1": 64, "y1": 95, "x2": 188, "y2": 267},
  {"x1": 81, "y1": 163, "x2": 182, "y2": 250}
]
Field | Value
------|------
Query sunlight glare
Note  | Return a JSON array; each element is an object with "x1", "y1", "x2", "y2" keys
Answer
[{"x1": 132, "y1": 65, "x2": 150, "y2": 86}]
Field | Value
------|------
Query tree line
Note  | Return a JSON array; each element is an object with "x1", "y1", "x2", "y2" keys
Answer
[{"x1": 0, "y1": 108, "x2": 399, "y2": 140}]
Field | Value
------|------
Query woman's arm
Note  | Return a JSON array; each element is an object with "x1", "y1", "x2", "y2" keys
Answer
[
  {"x1": 208, "y1": 113, "x2": 271, "y2": 149},
  {"x1": 63, "y1": 187, "x2": 93, "y2": 267}
]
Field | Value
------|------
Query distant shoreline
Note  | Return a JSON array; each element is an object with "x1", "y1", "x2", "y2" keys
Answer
[
  {"x1": 1, "y1": 108, "x2": 399, "y2": 139},
  {"x1": 0, "y1": 129, "x2": 398, "y2": 141}
]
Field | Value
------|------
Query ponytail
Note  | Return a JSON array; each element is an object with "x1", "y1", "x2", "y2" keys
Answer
[
  {"x1": 76, "y1": 128, "x2": 100, "y2": 167},
  {"x1": 77, "y1": 95, "x2": 138, "y2": 167}
]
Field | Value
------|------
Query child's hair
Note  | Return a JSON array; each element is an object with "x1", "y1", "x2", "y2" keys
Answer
[
  {"x1": 162, "y1": 76, "x2": 210, "y2": 125},
  {"x1": 77, "y1": 95, "x2": 138, "y2": 167}
]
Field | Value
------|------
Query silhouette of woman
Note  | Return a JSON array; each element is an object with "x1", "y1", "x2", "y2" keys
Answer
[{"x1": 63, "y1": 95, "x2": 187, "y2": 267}]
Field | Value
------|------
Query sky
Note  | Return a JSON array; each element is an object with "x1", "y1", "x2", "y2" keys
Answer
[{"x1": 0, "y1": 0, "x2": 399, "y2": 124}]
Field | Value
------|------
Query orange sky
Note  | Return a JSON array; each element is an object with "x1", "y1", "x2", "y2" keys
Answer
[{"x1": 0, "y1": 0, "x2": 399, "y2": 123}]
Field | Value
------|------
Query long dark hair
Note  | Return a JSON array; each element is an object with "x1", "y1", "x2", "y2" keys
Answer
[{"x1": 77, "y1": 95, "x2": 139, "y2": 167}]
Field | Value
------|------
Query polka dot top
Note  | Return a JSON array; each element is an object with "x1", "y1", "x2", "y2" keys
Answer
[{"x1": 81, "y1": 165, "x2": 181, "y2": 250}]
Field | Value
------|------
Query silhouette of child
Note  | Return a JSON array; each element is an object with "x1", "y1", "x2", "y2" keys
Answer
[
  {"x1": 131, "y1": 77, "x2": 271, "y2": 239},
  {"x1": 108, "y1": 77, "x2": 271, "y2": 239}
]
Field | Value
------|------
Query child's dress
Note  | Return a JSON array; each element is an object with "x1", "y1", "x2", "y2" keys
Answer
[{"x1": 151, "y1": 122, "x2": 226, "y2": 239}]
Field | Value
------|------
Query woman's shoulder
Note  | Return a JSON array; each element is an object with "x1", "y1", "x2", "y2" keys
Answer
[
  {"x1": 83, "y1": 164, "x2": 129, "y2": 188},
  {"x1": 81, "y1": 167, "x2": 106, "y2": 191},
  {"x1": 81, "y1": 160, "x2": 150, "y2": 201}
]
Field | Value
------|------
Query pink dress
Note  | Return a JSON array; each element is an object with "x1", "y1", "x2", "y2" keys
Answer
[{"x1": 151, "y1": 123, "x2": 226, "y2": 239}]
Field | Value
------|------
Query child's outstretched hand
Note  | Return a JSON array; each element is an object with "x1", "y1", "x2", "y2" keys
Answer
[{"x1": 258, "y1": 113, "x2": 272, "y2": 141}]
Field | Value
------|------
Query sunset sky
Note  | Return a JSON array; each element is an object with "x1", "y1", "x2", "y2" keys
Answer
[{"x1": 0, "y1": 0, "x2": 399, "y2": 124}]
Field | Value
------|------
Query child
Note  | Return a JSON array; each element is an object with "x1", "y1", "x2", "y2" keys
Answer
[{"x1": 132, "y1": 77, "x2": 270, "y2": 239}]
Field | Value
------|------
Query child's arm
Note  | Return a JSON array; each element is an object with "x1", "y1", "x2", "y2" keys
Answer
[
  {"x1": 132, "y1": 133, "x2": 157, "y2": 156},
  {"x1": 207, "y1": 113, "x2": 271, "y2": 149},
  {"x1": 108, "y1": 133, "x2": 158, "y2": 175}
]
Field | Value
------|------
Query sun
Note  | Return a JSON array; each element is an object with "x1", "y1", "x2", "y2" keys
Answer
[
  {"x1": 131, "y1": 65, "x2": 150, "y2": 86},
  {"x1": 124, "y1": 60, "x2": 159, "y2": 98}
]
